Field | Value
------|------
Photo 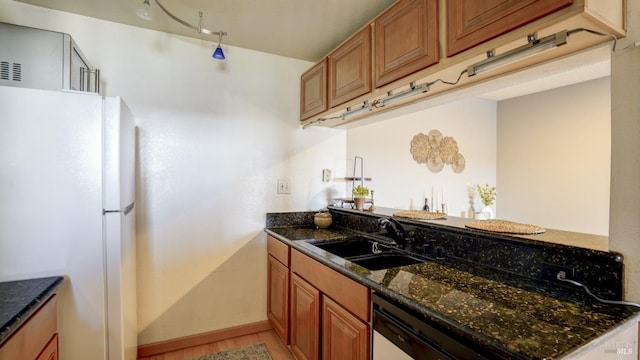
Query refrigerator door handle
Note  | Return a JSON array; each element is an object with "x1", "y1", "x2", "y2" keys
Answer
[
  {"x1": 123, "y1": 202, "x2": 134, "y2": 215},
  {"x1": 103, "y1": 202, "x2": 135, "y2": 215}
]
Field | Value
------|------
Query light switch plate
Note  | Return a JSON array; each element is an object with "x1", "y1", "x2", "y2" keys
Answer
[
  {"x1": 277, "y1": 179, "x2": 291, "y2": 194},
  {"x1": 322, "y1": 169, "x2": 331, "y2": 182}
]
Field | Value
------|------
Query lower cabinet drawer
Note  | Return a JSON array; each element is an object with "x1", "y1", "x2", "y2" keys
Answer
[{"x1": 268, "y1": 235, "x2": 290, "y2": 266}]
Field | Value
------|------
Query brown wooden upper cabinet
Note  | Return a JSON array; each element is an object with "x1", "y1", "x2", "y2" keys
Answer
[
  {"x1": 375, "y1": 0, "x2": 439, "y2": 88},
  {"x1": 328, "y1": 27, "x2": 372, "y2": 108},
  {"x1": 300, "y1": 58, "x2": 328, "y2": 121},
  {"x1": 446, "y1": 0, "x2": 573, "y2": 57}
]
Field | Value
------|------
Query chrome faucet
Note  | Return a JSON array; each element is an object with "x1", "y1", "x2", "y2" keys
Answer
[{"x1": 378, "y1": 218, "x2": 409, "y2": 247}]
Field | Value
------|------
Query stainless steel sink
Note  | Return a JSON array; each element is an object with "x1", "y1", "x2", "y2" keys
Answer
[{"x1": 306, "y1": 237, "x2": 427, "y2": 270}]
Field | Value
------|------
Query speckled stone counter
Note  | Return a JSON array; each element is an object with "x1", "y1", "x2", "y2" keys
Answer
[
  {"x1": 265, "y1": 209, "x2": 640, "y2": 359},
  {"x1": 0, "y1": 276, "x2": 64, "y2": 346}
]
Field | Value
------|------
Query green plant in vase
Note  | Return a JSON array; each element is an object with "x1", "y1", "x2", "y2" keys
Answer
[
  {"x1": 476, "y1": 183, "x2": 496, "y2": 219},
  {"x1": 352, "y1": 185, "x2": 369, "y2": 210},
  {"x1": 352, "y1": 185, "x2": 370, "y2": 198}
]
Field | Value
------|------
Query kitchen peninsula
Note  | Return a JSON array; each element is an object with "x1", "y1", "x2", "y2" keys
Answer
[{"x1": 265, "y1": 207, "x2": 639, "y2": 359}]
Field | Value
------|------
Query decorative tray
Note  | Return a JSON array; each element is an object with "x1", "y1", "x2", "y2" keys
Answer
[{"x1": 465, "y1": 219, "x2": 546, "y2": 234}]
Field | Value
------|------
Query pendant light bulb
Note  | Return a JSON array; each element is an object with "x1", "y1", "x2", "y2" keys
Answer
[
  {"x1": 136, "y1": 0, "x2": 153, "y2": 21},
  {"x1": 212, "y1": 31, "x2": 226, "y2": 60}
]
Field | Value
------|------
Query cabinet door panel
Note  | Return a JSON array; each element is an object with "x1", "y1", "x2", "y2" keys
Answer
[
  {"x1": 328, "y1": 26, "x2": 372, "y2": 108},
  {"x1": 300, "y1": 58, "x2": 328, "y2": 120},
  {"x1": 446, "y1": 0, "x2": 573, "y2": 56},
  {"x1": 322, "y1": 295, "x2": 369, "y2": 360},
  {"x1": 375, "y1": 0, "x2": 439, "y2": 87},
  {"x1": 267, "y1": 255, "x2": 289, "y2": 344},
  {"x1": 290, "y1": 273, "x2": 321, "y2": 360}
]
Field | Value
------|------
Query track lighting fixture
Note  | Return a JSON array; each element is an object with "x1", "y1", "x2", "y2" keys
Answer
[
  {"x1": 136, "y1": 0, "x2": 153, "y2": 21},
  {"x1": 136, "y1": 0, "x2": 228, "y2": 60}
]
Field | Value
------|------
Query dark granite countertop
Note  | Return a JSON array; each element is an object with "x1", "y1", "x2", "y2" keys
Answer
[
  {"x1": 265, "y1": 224, "x2": 639, "y2": 359},
  {"x1": 0, "y1": 276, "x2": 65, "y2": 346}
]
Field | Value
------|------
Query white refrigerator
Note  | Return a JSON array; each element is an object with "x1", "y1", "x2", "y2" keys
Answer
[{"x1": 0, "y1": 85, "x2": 137, "y2": 360}]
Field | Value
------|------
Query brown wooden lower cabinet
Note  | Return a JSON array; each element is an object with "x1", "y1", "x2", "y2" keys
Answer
[
  {"x1": 267, "y1": 235, "x2": 292, "y2": 345},
  {"x1": 290, "y1": 273, "x2": 321, "y2": 360},
  {"x1": 322, "y1": 296, "x2": 368, "y2": 360},
  {"x1": 267, "y1": 238, "x2": 371, "y2": 360},
  {"x1": 290, "y1": 249, "x2": 370, "y2": 360},
  {"x1": 267, "y1": 254, "x2": 290, "y2": 344}
]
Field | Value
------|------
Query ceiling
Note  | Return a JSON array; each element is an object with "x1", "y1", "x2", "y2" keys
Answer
[{"x1": 14, "y1": 0, "x2": 396, "y2": 62}]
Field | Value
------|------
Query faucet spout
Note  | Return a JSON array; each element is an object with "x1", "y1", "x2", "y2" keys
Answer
[{"x1": 378, "y1": 218, "x2": 408, "y2": 247}]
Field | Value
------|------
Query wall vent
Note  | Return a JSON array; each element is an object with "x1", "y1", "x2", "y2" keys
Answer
[
  {"x1": 0, "y1": 61, "x2": 22, "y2": 82},
  {"x1": 0, "y1": 62, "x2": 8, "y2": 80},
  {"x1": 12, "y1": 63, "x2": 21, "y2": 81}
]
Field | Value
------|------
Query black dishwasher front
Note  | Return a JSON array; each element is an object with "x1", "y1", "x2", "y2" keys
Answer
[{"x1": 372, "y1": 293, "x2": 492, "y2": 360}]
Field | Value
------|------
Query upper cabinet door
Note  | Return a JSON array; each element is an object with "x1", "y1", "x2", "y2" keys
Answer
[
  {"x1": 375, "y1": 0, "x2": 439, "y2": 88},
  {"x1": 300, "y1": 58, "x2": 328, "y2": 121},
  {"x1": 446, "y1": 0, "x2": 573, "y2": 56},
  {"x1": 328, "y1": 27, "x2": 372, "y2": 108}
]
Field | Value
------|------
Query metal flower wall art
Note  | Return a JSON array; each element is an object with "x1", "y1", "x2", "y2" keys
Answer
[{"x1": 410, "y1": 130, "x2": 466, "y2": 173}]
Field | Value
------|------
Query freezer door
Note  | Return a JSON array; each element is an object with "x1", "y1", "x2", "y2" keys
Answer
[{"x1": 103, "y1": 96, "x2": 135, "y2": 211}]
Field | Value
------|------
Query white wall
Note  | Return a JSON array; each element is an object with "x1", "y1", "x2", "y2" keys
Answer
[
  {"x1": 346, "y1": 98, "x2": 497, "y2": 216},
  {"x1": 345, "y1": 78, "x2": 611, "y2": 238},
  {"x1": 497, "y1": 77, "x2": 611, "y2": 235},
  {"x1": 0, "y1": 0, "x2": 347, "y2": 353}
]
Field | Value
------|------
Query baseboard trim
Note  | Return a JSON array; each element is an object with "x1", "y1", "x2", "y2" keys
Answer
[{"x1": 137, "y1": 320, "x2": 273, "y2": 358}]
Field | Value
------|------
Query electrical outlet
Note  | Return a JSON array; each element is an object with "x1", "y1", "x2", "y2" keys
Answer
[
  {"x1": 540, "y1": 263, "x2": 574, "y2": 282},
  {"x1": 322, "y1": 169, "x2": 331, "y2": 182},
  {"x1": 277, "y1": 179, "x2": 291, "y2": 194}
]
